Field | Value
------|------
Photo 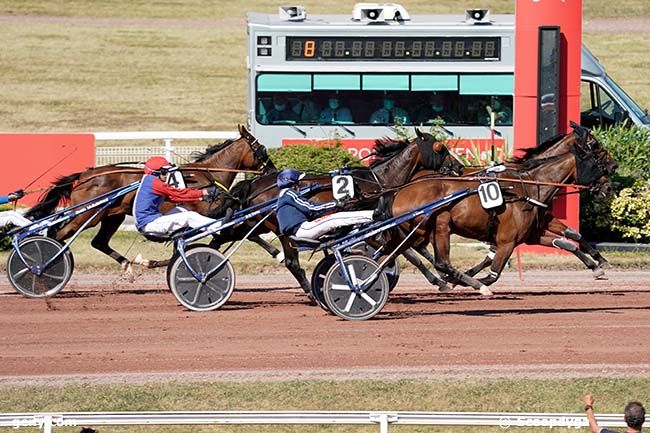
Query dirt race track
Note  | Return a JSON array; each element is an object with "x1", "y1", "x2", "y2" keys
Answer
[{"x1": 1, "y1": 270, "x2": 650, "y2": 384}]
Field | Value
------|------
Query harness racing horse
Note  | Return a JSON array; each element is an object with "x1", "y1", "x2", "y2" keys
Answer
[
  {"x1": 461, "y1": 125, "x2": 617, "y2": 280},
  {"x1": 385, "y1": 128, "x2": 617, "y2": 295},
  {"x1": 25, "y1": 125, "x2": 276, "y2": 272},
  {"x1": 212, "y1": 129, "x2": 465, "y2": 296}
]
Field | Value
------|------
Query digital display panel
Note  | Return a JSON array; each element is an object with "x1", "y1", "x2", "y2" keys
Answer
[{"x1": 286, "y1": 36, "x2": 500, "y2": 61}]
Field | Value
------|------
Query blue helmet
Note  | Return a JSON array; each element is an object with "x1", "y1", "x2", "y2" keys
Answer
[{"x1": 277, "y1": 168, "x2": 305, "y2": 189}]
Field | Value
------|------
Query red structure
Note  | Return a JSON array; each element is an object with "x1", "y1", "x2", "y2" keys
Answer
[
  {"x1": 514, "y1": 0, "x2": 583, "y2": 246},
  {"x1": 0, "y1": 134, "x2": 95, "y2": 207}
]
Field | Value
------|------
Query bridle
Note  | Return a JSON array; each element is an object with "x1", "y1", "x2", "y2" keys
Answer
[{"x1": 245, "y1": 137, "x2": 273, "y2": 173}]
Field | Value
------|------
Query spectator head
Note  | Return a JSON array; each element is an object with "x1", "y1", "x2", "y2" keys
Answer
[
  {"x1": 492, "y1": 96, "x2": 503, "y2": 110},
  {"x1": 429, "y1": 93, "x2": 445, "y2": 113},
  {"x1": 328, "y1": 97, "x2": 340, "y2": 110},
  {"x1": 624, "y1": 402, "x2": 645, "y2": 430},
  {"x1": 383, "y1": 96, "x2": 395, "y2": 110},
  {"x1": 273, "y1": 95, "x2": 289, "y2": 111},
  {"x1": 80, "y1": 428, "x2": 97, "y2": 433}
]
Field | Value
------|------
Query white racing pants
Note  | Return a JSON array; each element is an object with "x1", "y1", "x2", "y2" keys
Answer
[
  {"x1": 0, "y1": 211, "x2": 31, "y2": 229},
  {"x1": 294, "y1": 210, "x2": 373, "y2": 240},
  {"x1": 142, "y1": 207, "x2": 220, "y2": 236}
]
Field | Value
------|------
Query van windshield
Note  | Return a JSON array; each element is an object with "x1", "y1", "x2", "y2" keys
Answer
[{"x1": 604, "y1": 75, "x2": 649, "y2": 124}]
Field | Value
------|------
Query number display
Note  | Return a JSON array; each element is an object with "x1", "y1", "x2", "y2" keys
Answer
[
  {"x1": 332, "y1": 175, "x2": 355, "y2": 200},
  {"x1": 477, "y1": 181, "x2": 503, "y2": 209},
  {"x1": 286, "y1": 36, "x2": 500, "y2": 61}
]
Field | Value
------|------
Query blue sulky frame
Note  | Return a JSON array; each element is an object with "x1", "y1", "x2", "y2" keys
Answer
[
  {"x1": 303, "y1": 188, "x2": 474, "y2": 302},
  {"x1": 169, "y1": 184, "x2": 322, "y2": 287},
  {"x1": 168, "y1": 184, "x2": 474, "y2": 319},
  {"x1": 6, "y1": 181, "x2": 141, "y2": 297}
]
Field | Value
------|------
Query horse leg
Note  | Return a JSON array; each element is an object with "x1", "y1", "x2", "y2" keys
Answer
[
  {"x1": 431, "y1": 221, "x2": 494, "y2": 296},
  {"x1": 250, "y1": 233, "x2": 284, "y2": 263},
  {"x1": 477, "y1": 241, "x2": 517, "y2": 287},
  {"x1": 464, "y1": 245, "x2": 496, "y2": 277},
  {"x1": 547, "y1": 218, "x2": 610, "y2": 269},
  {"x1": 406, "y1": 246, "x2": 452, "y2": 291},
  {"x1": 279, "y1": 236, "x2": 312, "y2": 298},
  {"x1": 538, "y1": 232, "x2": 606, "y2": 279},
  {"x1": 89, "y1": 215, "x2": 133, "y2": 270}
]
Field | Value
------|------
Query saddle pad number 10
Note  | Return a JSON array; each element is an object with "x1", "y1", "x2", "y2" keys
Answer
[
  {"x1": 332, "y1": 175, "x2": 355, "y2": 200},
  {"x1": 166, "y1": 170, "x2": 186, "y2": 189},
  {"x1": 477, "y1": 181, "x2": 503, "y2": 209}
]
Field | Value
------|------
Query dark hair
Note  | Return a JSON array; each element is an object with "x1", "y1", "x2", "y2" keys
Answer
[
  {"x1": 79, "y1": 428, "x2": 97, "y2": 433},
  {"x1": 624, "y1": 402, "x2": 646, "y2": 430}
]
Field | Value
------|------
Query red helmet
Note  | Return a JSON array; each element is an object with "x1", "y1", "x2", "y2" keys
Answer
[{"x1": 144, "y1": 156, "x2": 173, "y2": 175}]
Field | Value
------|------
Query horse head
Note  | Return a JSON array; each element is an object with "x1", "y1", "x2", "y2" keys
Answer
[
  {"x1": 414, "y1": 128, "x2": 464, "y2": 176},
  {"x1": 238, "y1": 124, "x2": 276, "y2": 173},
  {"x1": 567, "y1": 126, "x2": 618, "y2": 199}
]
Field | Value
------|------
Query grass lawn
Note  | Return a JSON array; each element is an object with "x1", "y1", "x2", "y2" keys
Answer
[
  {"x1": 1, "y1": 377, "x2": 647, "y2": 433},
  {"x1": 0, "y1": 1, "x2": 648, "y2": 132}
]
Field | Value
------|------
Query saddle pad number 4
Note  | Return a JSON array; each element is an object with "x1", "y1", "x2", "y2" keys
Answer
[
  {"x1": 166, "y1": 170, "x2": 186, "y2": 189},
  {"x1": 478, "y1": 181, "x2": 503, "y2": 209},
  {"x1": 332, "y1": 175, "x2": 355, "y2": 200}
]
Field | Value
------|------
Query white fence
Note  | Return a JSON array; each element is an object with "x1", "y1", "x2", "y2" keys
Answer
[
  {"x1": 0, "y1": 411, "x2": 625, "y2": 433},
  {"x1": 94, "y1": 131, "x2": 239, "y2": 166}
]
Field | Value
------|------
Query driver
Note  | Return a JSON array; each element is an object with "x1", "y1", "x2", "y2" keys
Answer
[
  {"x1": 276, "y1": 168, "x2": 376, "y2": 240},
  {"x1": 134, "y1": 156, "x2": 220, "y2": 237}
]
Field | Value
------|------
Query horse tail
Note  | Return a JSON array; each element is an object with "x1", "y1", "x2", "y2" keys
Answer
[{"x1": 24, "y1": 172, "x2": 82, "y2": 220}]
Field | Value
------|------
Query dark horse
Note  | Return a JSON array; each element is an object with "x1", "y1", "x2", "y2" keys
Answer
[
  {"x1": 25, "y1": 125, "x2": 276, "y2": 272},
  {"x1": 410, "y1": 125, "x2": 616, "y2": 281},
  {"x1": 384, "y1": 126, "x2": 617, "y2": 295},
  {"x1": 212, "y1": 128, "x2": 466, "y2": 295}
]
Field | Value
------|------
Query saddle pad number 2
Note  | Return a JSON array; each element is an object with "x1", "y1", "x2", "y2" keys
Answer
[
  {"x1": 332, "y1": 175, "x2": 355, "y2": 200},
  {"x1": 477, "y1": 181, "x2": 503, "y2": 209}
]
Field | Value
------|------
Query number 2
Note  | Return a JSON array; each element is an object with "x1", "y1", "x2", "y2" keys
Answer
[{"x1": 336, "y1": 176, "x2": 350, "y2": 196}]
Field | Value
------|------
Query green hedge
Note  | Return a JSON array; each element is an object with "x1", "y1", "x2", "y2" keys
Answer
[
  {"x1": 581, "y1": 123, "x2": 650, "y2": 241},
  {"x1": 268, "y1": 143, "x2": 363, "y2": 173}
]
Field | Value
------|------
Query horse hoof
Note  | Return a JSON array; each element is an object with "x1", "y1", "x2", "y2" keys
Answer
[
  {"x1": 438, "y1": 282, "x2": 452, "y2": 292},
  {"x1": 275, "y1": 251, "x2": 285, "y2": 263},
  {"x1": 479, "y1": 285, "x2": 494, "y2": 296},
  {"x1": 599, "y1": 260, "x2": 611, "y2": 270},
  {"x1": 593, "y1": 267, "x2": 608, "y2": 280}
]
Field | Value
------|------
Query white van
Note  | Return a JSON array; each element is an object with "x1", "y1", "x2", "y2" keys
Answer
[{"x1": 581, "y1": 45, "x2": 650, "y2": 130}]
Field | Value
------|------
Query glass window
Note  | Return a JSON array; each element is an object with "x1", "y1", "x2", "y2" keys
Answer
[
  {"x1": 460, "y1": 74, "x2": 514, "y2": 95},
  {"x1": 257, "y1": 74, "x2": 311, "y2": 92},
  {"x1": 255, "y1": 73, "x2": 513, "y2": 126},
  {"x1": 362, "y1": 74, "x2": 409, "y2": 91},
  {"x1": 313, "y1": 74, "x2": 361, "y2": 90}
]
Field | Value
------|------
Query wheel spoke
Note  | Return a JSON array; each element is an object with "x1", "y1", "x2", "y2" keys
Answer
[
  {"x1": 177, "y1": 276, "x2": 200, "y2": 283},
  {"x1": 12, "y1": 267, "x2": 31, "y2": 279},
  {"x1": 343, "y1": 292, "x2": 357, "y2": 312},
  {"x1": 360, "y1": 292, "x2": 377, "y2": 307},
  {"x1": 331, "y1": 283, "x2": 352, "y2": 291}
]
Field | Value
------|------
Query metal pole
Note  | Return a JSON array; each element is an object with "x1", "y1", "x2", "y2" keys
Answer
[
  {"x1": 164, "y1": 138, "x2": 174, "y2": 162},
  {"x1": 42, "y1": 415, "x2": 52, "y2": 433}
]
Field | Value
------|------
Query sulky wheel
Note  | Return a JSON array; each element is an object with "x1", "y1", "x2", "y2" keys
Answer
[
  {"x1": 310, "y1": 254, "x2": 336, "y2": 312},
  {"x1": 350, "y1": 241, "x2": 400, "y2": 291},
  {"x1": 7, "y1": 236, "x2": 74, "y2": 298},
  {"x1": 322, "y1": 255, "x2": 389, "y2": 321},
  {"x1": 168, "y1": 246, "x2": 235, "y2": 312}
]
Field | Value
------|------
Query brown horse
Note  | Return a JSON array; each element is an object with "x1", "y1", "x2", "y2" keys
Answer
[
  {"x1": 25, "y1": 125, "x2": 276, "y2": 271},
  {"x1": 212, "y1": 129, "x2": 465, "y2": 295},
  {"x1": 411, "y1": 126, "x2": 615, "y2": 281},
  {"x1": 461, "y1": 125, "x2": 616, "y2": 279},
  {"x1": 385, "y1": 128, "x2": 617, "y2": 294}
]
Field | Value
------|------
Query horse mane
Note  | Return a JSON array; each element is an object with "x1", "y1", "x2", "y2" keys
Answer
[
  {"x1": 370, "y1": 138, "x2": 410, "y2": 167},
  {"x1": 24, "y1": 172, "x2": 82, "y2": 220},
  {"x1": 191, "y1": 138, "x2": 236, "y2": 162},
  {"x1": 507, "y1": 134, "x2": 567, "y2": 164}
]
